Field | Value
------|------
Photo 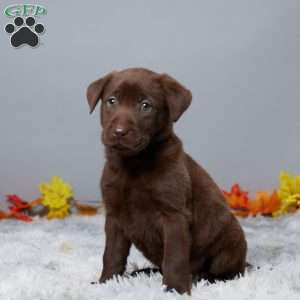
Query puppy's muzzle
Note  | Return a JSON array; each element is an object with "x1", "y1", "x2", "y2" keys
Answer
[{"x1": 113, "y1": 127, "x2": 130, "y2": 138}]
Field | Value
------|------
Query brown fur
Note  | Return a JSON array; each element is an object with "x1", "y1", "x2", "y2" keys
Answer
[{"x1": 87, "y1": 68, "x2": 247, "y2": 295}]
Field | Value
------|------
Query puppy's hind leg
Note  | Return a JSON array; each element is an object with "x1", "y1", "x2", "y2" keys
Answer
[{"x1": 206, "y1": 235, "x2": 247, "y2": 283}]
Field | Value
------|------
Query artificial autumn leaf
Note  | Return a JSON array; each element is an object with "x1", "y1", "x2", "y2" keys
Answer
[
  {"x1": 0, "y1": 210, "x2": 9, "y2": 220},
  {"x1": 223, "y1": 185, "x2": 280, "y2": 218},
  {"x1": 39, "y1": 176, "x2": 73, "y2": 219},
  {"x1": 6, "y1": 194, "x2": 33, "y2": 222},
  {"x1": 273, "y1": 171, "x2": 300, "y2": 216},
  {"x1": 74, "y1": 201, "x2": 98, "y2": 216},
  {"x1": 248, "y1": 191, "x2": 280, "y2": 216},
  {"x1": 223, "y1": 184, "x2": 249, "y2": 210}
]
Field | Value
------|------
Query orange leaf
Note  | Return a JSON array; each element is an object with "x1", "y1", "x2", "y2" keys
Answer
[{"x1": 249, "y1": 191, "x2": 280, "y2": 216}]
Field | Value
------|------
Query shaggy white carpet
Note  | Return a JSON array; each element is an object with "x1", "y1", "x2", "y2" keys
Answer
[{"x1": 0, "y1": 213, "x2": 300, "y2": 300}]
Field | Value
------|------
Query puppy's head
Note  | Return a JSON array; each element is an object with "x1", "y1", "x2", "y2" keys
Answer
[{"x1": 87, "y1": 68, "x2": 192, "y2": 155}]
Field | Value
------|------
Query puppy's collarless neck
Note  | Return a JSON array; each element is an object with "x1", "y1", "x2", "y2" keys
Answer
[{"x1": 105, "y1": 133, "x2": 182, "y2": 173}]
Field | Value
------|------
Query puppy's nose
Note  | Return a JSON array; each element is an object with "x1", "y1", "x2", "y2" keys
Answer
[{"x1": 113, "y1": 127, "x2": 129, "y2": 138}]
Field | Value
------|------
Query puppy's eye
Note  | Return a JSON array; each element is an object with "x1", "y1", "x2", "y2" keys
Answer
[
  {"x1": 105, "y1": 96, "x2": 118, "y2": 108},
  {"x1": 140, "y1": 100, "x2": 152, "y2": 113}
]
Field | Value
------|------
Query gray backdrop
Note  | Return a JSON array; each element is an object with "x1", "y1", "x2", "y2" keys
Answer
[{"x1": 1, "y1": 0, "x2": 300, "y2": 202}]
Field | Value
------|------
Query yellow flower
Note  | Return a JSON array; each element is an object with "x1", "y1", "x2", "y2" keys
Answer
[
  {"x1": 39, "y1": 176, "x2": 73, "y2": 219},
  {"x1": 273, "y1": 171, "x2": 300, "y2": 216}
]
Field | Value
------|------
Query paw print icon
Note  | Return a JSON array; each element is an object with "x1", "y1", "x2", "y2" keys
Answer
[{"x1": 5, "y1": 16, "x2": 45, "y2": 48}]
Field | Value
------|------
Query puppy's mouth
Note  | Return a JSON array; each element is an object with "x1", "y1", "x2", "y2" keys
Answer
[{"x1": 105, "y1": 137, "x2": 150, "y2": 154}]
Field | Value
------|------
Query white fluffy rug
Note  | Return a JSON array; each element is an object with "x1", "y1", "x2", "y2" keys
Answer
[{"x1": 1, "y1": 213, "x2": 300, "y2": 300}]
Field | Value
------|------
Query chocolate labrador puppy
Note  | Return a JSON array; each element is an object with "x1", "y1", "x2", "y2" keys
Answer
[{"x1": 87, "y1": 68, "x2": 247, "y2": 295}]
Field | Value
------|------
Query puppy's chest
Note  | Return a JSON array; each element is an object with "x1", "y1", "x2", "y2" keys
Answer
[{"x1": 102, "y1": 175, "x2": 163, "y2": 243}]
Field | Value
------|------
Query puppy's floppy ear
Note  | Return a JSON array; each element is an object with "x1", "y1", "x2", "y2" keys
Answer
[
  {"x1": 158, "y1": 73, "x2": 192, "y2": 122},
  {"x1": 86, "y1": 72, "x2": 114, "y2": 114}
]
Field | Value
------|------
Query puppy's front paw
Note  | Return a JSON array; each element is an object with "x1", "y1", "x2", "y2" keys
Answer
[
  {"x1": 163, "y1": 277, "x2": 192, "y2": 295},
  {"x1": 90, "y1": 277, "x2": 109, "y2": 285},
  {"x1": 165, "y1": 285, "x2": 191, "y2": 295},
  {"x1": 99, "y1": 274, "x2": 111, "y2": 284},
  {"x1": 99, "y1": 272, "x2": 123, "y2": 284}
]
